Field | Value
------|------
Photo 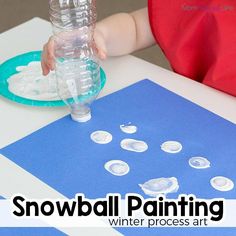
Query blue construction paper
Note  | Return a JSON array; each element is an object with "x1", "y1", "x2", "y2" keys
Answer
[
  {"x1": 0, "y1": 228, "x2": 65, "y2": 236},
  {"x1": 1, "y1": 79, "x2": 236, "y2": 235},
  {"x1": 120, "y1": 227, "x2": 236, "y2": 236}
]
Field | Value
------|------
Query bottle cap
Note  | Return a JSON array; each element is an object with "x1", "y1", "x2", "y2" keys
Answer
[{"x1": 71, "y1": 112, "x2": 91, "y2": 122}]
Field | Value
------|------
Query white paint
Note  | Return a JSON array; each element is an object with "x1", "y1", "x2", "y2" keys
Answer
[
  {"x1": 139, "y1": 177, "x2": 179, "y2": 197},
  {"x1": 104, "y1": 160, "x2": 130, "y2": 176},
  {"x1": 120, "y1": 139, "x2": 148, "y2": 153},
  {"x1": 161, "y1": 141, "x2": 182, "y2": 154},
  {"x1": 16, "y1": 66, "x2": 27, "y2": 72},
  {"x1": 71, "y1": 112, "x2": 91, "y2": 123},
  {"x1": 120, "y1": 123, "x2": 137, "y2": 134},
  {"x1": 211, "y1": 176, "x2": 234, "y2": 192},
  {"x1": 8, "y1": 61, "x2": 59, "y2": 101},
  {"x1": 189, "y1": 156, "x2": 211, "y2": 169},
  {"x1": 90, "y1": 131, "x2": 112, "y2": 144}
]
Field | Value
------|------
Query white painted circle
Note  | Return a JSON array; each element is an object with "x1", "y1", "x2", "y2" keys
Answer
[
  {"x1": 189, "y1": 157, "x2": 211, "y2": 169},
  {"x1": 120, "y1": 139, "x2": 148, "y2": 153},
  {"x1": 161, "y1": 141, "x2": 182, "y2": 153},
  {"x1": 104, "y1": 160, "x2": 130, "y2": 176},
  {"x1": 210, "y1": 176, "x2": 234, "y2": 192},
  {"x1": 90, "y1": 131, "x2": 112, "y2": 144},
  {"x1": 139, "y1": 177, "x2": 179, "y2": 197},
  {"x1": 120, "y1": 124, "x2": 137, "y2": 134}
]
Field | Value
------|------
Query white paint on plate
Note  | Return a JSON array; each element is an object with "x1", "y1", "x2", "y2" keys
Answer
[{"x1": 8, "y1": 61, "x2": 59, "y2": 101}]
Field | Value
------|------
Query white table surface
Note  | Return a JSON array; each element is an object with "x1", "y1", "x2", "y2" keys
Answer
[{"x1": 0, "y1": 18, "x2": 235, "y2": 236}]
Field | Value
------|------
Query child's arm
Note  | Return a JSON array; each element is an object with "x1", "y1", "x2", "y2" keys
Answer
[
  {"x1": 95, "y1": 7, "x2": 155, "y2": 58},
  {"x1": 42, "y1": 7, "x2": 155, "y2": 75}
]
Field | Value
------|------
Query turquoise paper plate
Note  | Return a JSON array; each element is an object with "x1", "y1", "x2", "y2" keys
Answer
[{"x1": 0, "y1": 51, "x2": 106, "y2": 107}]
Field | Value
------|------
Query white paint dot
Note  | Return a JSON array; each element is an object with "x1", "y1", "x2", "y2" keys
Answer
[
  {"x1": 90, "y1": 131, "x2": 112, "y2": 144},
  {"x1": 120, "y1": 123, "x2": 137, "y2": 134},
  {"x1": 139, "y1": 177, "x2": 179, "y2": 197},
  {"x1": 104, "y1": 160, "x2": 130, "y2": 176},
  {"x1": 211, "y1": 176, "x2": 234, "y2": 192},
  {"x1": 161, "y1": 141, "x2": 182, "y2": 153},
  {"x1": 120, "y1": 139, "x2": 148, "y2": 153},
  {"x1": 189, "y1": 157, "x2": 211, "y2": 169}
]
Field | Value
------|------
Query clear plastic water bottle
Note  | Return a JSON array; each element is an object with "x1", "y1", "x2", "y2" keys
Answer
[{"x1": 49, "y1": 0, "x2": 101, "y2": 122}]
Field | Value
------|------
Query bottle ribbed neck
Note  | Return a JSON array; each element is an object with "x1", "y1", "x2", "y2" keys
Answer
[{"x1": 49, "y1": 0, "x2": 96, "y2": 31}]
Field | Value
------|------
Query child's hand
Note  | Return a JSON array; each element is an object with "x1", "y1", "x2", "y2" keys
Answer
[
  {"x1": 41, "y1": 36, "x2": 55, "y2": 76},
  {"x1": 41, "y1": 28, "x2": 107, "y2": 76}
]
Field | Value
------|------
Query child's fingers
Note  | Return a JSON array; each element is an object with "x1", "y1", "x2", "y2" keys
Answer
[
  {"x1": 95, "y1": 42, "x2": 107, "y2": 60},
  {"x1": 94, "y1": 27, "x2": 107, "y2": 60},
  {"x1": 41, "y1": 60, "x2": 49, "y2": 76},
  {"x1": 41, "y1": 38, "x2": 55, "y2": 75},
  {"x1": 97, "y1": 48, "x2": 107, "y2": 60},
  {"x1": 47, "y1": 37, "x2": 55, "y2": 69},
  {"x1": 41, "y1": 51, "x2": 50, "y2": 76},
  {"x1": 41, "y1": 46, "x2": 53, "y2": 75},
  {"x1": 42, "y1": 33, "x2": 106, "y2": 75}
]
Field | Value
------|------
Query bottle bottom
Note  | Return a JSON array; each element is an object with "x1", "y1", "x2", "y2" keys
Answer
[
  {"x1": 70, "y1": 105, "x2": 91, "y2": 123},
  {"x1": 71, "y1": 112, "x2": 91, "y2": 123}
]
